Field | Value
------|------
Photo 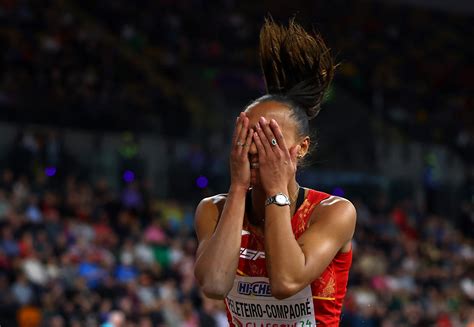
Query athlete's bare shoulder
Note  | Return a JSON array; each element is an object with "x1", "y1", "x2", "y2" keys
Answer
[
  {"x1": 310, "y1": 193, "x2": 357, "y2": 230},
  {"x1": 301, "y1": 188, "x2": 355, "y2": 213},
  {"x1": 305, "y1": 193, "x2": 357, "y2": 252},
  {"x1": 194, "y1": 193, "x2": 228, "y2": 241},
  {"x1": 319, "y1": 195, "x2": 355, "y2": 210},
  {"x1": 197, "y1": 193, "x2": 228, "y2": 217},
  {"x1": 207, "y1": 193, "x2": 228, "y2": 205}
]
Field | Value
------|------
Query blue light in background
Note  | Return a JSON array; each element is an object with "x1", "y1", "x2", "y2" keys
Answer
[
  {"x1": 332, "y1": 187, "x2": 345, "y2": 197},
  {"x1": 123, "y1": 170, "x2": 135, "y2": 183},
  {"x1": 45, "y1": 167, "x2": 56, "y2": 177},
  {"x1": 196, "y1": 176, "x2": 208, "y2": 189}
]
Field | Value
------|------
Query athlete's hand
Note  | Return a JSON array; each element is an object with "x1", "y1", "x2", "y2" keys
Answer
[
  {"x1": 230, "y1": 112, "x2": 254, "y2": 190},
  {"x1": 253, "y1": 117, "x2": 300, "y2": 196}
]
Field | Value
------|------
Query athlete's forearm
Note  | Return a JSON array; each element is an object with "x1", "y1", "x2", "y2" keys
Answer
[
  {"x1": 264, "y1": 203, "x2": 307, "y2": 299},
  {"x1": 194, "y1": 185, "x2": 247, "y2": 298}
]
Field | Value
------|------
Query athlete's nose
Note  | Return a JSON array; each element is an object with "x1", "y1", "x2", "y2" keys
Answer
[{"x1": 249, "y1": 140, "x2": 258, "y2": 155}]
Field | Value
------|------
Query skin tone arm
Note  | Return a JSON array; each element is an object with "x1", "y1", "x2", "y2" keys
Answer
[
  {"x1": 194, "y1": 113, "x2": 254, "y2": 299},
  {"x1": 253, "y1": 117, "x2": 357, "y2": 300}
]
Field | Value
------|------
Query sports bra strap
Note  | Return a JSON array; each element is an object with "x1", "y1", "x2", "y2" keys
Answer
[{"x1": 295, "y1": 186, "x2": 305, "y2": 209}]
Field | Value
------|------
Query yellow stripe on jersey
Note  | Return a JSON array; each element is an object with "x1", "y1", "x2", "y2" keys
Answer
[{"x1": 313, "y1": 296, "x2": 336, "y2": 301}]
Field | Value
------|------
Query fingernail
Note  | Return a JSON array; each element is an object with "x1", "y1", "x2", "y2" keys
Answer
[
  {"x1": 259, "y1": 117, "x2": 266, "y2": 124},
  {"x1": 271, "y1": 119, "x2": 277, "y2": 125}
]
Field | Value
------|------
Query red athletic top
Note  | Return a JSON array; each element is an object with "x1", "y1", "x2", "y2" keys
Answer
[{"x1": 225, "y1": 189, "x2": 352, "y2": 327}]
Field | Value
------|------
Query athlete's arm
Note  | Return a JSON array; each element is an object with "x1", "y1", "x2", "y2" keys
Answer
[
  {"x1": 194, "y1": 112, "x2": 253, "y2": 299},
  {"x1": 253, "y1": 117, "x2": 356, "y2": 299},
  {"x1": 194, "y1": 186, "x2": 247, "y2": 299},
  {"x1": 264, "y1": 196, "x2": 356, "y2": 299}
]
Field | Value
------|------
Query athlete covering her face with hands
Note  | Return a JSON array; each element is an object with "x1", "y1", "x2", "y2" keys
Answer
[{"x1": 194, "y1": 18, "x2": 356, "y2": 326}]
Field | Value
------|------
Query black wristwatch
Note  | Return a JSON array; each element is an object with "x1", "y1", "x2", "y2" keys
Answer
[{"x1": 265, "y1": 193, "x2": 290, "y2": 207}]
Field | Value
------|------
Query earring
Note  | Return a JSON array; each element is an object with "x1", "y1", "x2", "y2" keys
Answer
[{"x1": 297, "y1": 154, "x2": 303, "y2": 159}]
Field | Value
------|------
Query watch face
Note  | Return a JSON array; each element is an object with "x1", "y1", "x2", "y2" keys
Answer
[{"x1": 275, "y1": 194, "x2": 287, "y2": 204}]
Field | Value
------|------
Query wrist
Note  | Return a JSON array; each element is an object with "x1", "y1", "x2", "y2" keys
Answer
[
  {"x1": 229, "y1": 184, "x2": 249, "y2": 195},
  {"x1": 265, "y1": 187, "x2": 288, "y2": 198}
]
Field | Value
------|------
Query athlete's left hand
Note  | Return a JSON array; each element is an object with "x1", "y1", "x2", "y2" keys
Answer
[{"x1": 253, "y1": 116, "x2": 300, "y2": 196}]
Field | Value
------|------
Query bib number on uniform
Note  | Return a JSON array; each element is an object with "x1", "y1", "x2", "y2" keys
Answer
[{"x1": 226, "y1": 276, "x2": 316, "y2": 326}]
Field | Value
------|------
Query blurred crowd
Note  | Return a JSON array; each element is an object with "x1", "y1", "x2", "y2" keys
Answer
[
  {"x1": 0, "y1": 167, "x2": 230, "y2": 327},
  {"x1": 325, "y1": 1, "x2": 473, "y2": 163},
  {"x1": 0, "y1": 129, "x2": 230, "y2": 327},
  {"x1": 0, "y1": 0, "x2": 187, "y2": 132},
  {"x1": 344, "y1": 196, "x2": 473, "y2": 327},
  {"x1": 1, "y1": 0, "x2": 472, "y2": 155}
]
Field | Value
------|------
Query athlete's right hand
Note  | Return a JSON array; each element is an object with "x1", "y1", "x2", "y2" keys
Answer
[{"x1": 230, "y1": 112, "x2": 254, "y2": 190}]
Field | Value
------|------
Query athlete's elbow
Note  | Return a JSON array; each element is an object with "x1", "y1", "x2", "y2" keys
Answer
[
  {"x1": 200, "y1": 282, "x2": 231, "y2": 300},
  {"x1": 202, "y1": 289, "x2": 228, "y2": 300},
  {"x1": 195, "y1": 267, "x2": 232, "y2": 299},
  {"x1": 195, "y1": 273, "x2": 229, "y2": 299},
  {"x1": 272, "y1": 288, "x2": 297, "y2": 300},
  {"x1": 270, "y1": 281, "x2": 300, "y2": 300}
]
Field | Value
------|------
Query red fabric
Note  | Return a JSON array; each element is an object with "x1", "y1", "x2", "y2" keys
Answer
[
  {"x1": 392, "y1": 207, "x2": 418, "y2": 239},
  {"x1": 226, "y1": 189, "x2": 353, "y2": 326},
  {"x1": 436, "y1": 313, "x2": 453, "y2": 327}
]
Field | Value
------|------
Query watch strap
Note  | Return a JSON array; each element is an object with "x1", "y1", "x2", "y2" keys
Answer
[{"x1": 265, "y1": 192, "x2": 290, "y2": 206}]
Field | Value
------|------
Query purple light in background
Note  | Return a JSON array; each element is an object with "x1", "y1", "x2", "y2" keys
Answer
[
  {"x1": 123, "y1": 170, "x2": 135, "y2": 183},
  {"x1": 45, "y1": 167, "x2": 56, "y2": 177},
  {"x1": 332, "y1": 187, "x2": 345, "y2": 197},
  {"x1": 196, "y1": 176, "x2": 208, "y2": 189}
]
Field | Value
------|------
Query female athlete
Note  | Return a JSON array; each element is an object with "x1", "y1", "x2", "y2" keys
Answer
[{"x1": 194, "y1": 18, "x2": 356, "y2": 326}]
